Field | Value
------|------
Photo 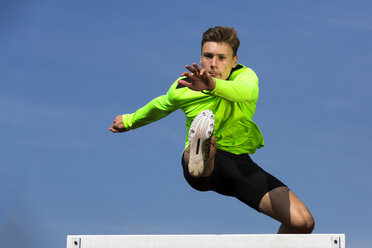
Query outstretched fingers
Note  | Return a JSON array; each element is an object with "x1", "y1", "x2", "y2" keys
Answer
[
  {"x1": 181, "y1": 71, "x2": 193, "y2": 78},
  {"x1": 185, "y1": 63, "x2": 202, "y2": 74},
  {"x1": 179, "y1": 65, "x2": 198, "y2": 89},
  {"x1": 178, "y1": 63, "x2": 212, "y2": 91},
  {"x1": 178, "y1": 78, "x2": 195, "y2": 90},
  {"x1": 185, "y1": 65, "x2": 197, "y2": 74},
  {"x1": 200, "y1": 68, "x2": 207, "y2": 78},
  {"x1": 192, "y1": 63, "x2": 201, "y2": 72},
  {"x1": 199, "y1": 68, "x2": 211, "y2": 81}
]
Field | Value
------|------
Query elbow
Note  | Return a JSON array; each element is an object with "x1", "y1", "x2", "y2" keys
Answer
[{"x1": 238, "y1": 89, "x2": 259, "y2": 103}]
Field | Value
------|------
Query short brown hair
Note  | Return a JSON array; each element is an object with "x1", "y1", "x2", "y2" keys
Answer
[{"x1": 201, "y1": 26, "x2": 240, "y2": 56}]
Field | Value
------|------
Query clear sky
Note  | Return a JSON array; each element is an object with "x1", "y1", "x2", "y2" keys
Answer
[{"x1": 1, "y1": 0, "x2": 371, "y2": 247}]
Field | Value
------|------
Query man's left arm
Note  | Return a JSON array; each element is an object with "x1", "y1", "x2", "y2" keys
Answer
[
  {"x1": 204, "y1": 68, "x2": 259, "y2": 103},
  {"x1": 177, "y1": 64, "x2": 259, "y2": 103}
]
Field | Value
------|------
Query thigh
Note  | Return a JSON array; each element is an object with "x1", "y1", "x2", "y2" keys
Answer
[{"x1": 224, "y1": 153, "x2": 286, "y2": 211}]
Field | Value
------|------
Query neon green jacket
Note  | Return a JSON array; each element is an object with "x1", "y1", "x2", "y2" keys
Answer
[{"x1": 122, "y1": 64, "x2": 264, "y2": 155}]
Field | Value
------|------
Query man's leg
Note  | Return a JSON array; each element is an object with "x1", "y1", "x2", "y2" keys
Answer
[
  {"x1": 258, "y1": 186, "x2": 315, "y2": 233},
  {"x1": 186, "y1": 110, "x2": 216, "y2": 177}
]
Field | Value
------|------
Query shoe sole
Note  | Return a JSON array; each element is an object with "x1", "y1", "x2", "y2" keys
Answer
[{"x1": 188, "y1": 110, "x2": 215, "y2": 177}]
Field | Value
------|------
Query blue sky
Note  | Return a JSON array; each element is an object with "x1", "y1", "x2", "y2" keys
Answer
[{"x1": 1, "y1": 0, "x2": 371, "y2": 247}]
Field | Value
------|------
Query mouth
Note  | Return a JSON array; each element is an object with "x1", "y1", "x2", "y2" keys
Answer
[{"x1": 208, "y1": 72, "x2": 219, "y2": 77}]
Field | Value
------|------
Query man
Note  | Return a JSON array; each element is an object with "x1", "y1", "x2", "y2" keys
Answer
[{"x1": 109, "y1": 26, "x2": 315, "y2": 233}]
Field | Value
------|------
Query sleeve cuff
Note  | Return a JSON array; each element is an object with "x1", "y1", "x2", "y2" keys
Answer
[
  {"x1": 201, "y1": 89, "x2": 213, "y2": 95},
  {"x1": 122, "y1": 114, "x2": 131, "y2": 130}
]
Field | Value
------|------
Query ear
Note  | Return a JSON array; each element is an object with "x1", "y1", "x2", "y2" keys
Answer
[{"x1": 233, "y1": 55, "x2": 238, "y2": 68}]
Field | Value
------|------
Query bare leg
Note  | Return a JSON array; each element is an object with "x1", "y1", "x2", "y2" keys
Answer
[
  {"x1": 184, "y1": 137, "x2": 217, "y2": 177},
  {"x1": 258, "y1": 186, "x2": 315, "y2": 234}
]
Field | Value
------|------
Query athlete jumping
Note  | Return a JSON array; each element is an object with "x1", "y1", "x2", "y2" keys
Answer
[{"x1": 109, "y1": 26, "x2": 315, "y2": 233}]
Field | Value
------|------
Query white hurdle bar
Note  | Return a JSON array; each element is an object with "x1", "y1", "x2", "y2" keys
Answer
[{"x1": 67, "y1": 234, "x2": 345, "y2": 248}]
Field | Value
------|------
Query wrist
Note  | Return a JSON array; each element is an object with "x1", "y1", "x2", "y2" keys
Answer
[{"x1": 208, "y1": 78, "x2": 216, "y2": 91}]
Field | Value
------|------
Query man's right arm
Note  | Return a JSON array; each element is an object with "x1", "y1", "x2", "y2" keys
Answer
[{"x1": 109, "y1": 88, "x2": 178, "y2": 133}]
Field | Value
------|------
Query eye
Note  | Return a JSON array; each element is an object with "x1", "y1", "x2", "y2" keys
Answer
[
  {"x1": 218, "y1": 55, "x2": 226, "y2": 61},
  {"x1": 203, "y1": 53, "x2": 213, "y2": 59}
]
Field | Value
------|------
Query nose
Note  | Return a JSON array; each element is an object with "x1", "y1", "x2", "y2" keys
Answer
[{"x1": 211, "y1": 56, "x2": 217, "y2": 68}]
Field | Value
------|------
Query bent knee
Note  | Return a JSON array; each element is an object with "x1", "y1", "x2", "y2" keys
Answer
[{"x1": 289, "y1": 213, "x2": 315, "y2": 233}]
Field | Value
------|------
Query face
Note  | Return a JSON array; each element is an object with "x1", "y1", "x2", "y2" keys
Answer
[{"x1": 200, "y1": 41, "x2": 238, "y2": 80}]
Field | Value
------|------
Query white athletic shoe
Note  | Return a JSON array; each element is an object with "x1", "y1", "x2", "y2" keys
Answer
[{"x1": 188, "y1": 110, "x2": 215, "y2": 177}]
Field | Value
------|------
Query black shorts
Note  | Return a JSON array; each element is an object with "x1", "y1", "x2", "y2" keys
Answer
[{"x1": 181, "y1": 149, "x2": 286, "y2": 211}]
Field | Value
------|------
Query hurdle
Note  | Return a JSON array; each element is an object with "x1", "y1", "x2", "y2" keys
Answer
[{"x1": 66, "y1": 234, "x2": 345, "y2": 248}]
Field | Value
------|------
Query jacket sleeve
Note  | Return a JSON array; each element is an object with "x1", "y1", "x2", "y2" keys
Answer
[
  {"x1": 122, "y1": 88, "x2": 178, "y2": 130},
  {"x1": 204, "y1": 68, "x2": 259, "y2": 102}
]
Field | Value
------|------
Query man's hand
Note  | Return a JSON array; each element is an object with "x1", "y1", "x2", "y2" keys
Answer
[
  {"x1": 178, "y1": 63, "x2": 216, "y2": 91},
  {"x1": 109, "y1": 115, "x2": 127, "y2": 133}
]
